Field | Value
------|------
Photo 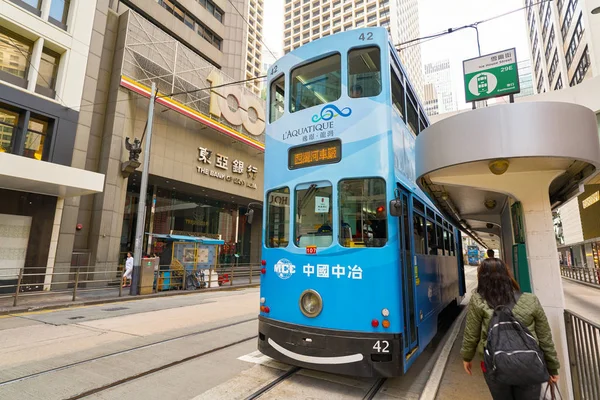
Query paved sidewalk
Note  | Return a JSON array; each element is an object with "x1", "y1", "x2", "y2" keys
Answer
[{"x1": 0, "y1": 282, "x2": 259, "y2": 315}]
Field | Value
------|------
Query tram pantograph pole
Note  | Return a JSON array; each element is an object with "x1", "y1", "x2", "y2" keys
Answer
[{"x1": 131, "y1": 82, "x2": 157, "y2": 296}]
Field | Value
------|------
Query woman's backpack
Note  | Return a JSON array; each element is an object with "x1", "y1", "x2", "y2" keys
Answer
[{"x1": 483, "y1": 293, "x2": 550, "y2": 385}]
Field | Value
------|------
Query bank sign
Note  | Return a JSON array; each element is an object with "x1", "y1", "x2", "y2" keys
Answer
[{"x1": 463, "y1": 48, "x2": 520, "y2": 102}]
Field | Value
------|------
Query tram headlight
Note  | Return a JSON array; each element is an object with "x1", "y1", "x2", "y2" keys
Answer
[{"x1": 299, "y1": 289, "x2": 323, "y2": 317}]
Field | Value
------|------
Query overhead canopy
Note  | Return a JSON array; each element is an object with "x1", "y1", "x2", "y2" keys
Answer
[
  {"x1": 151, "y1": 233, "x2": 225, "y2": 245},
  {"x1": 0, "y1": 152, "x2": 105, "y2": 197}
]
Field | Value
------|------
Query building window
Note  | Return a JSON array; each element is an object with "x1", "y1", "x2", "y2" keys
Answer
[
  {"x1": 570, "y1": 46, "x2": 590, "y2": 86},
  {"x1": 557, "y1": 0, "x2": 564, "y2": 13},
  {"x1": 24, "y1": 117, "x2": 48, "y2": 160},
  {"x1": 561, "y1": 0, "x2": 576, "y2": 40},
  {"x1": 197, "y1": 24, "x2": 222, "y2": 50},
  {"x1": 9, "y1": 0, "x2": 41, "y2": 16},
  {"x1": 545, "y1": 28, "x2": 554, "y2": 62},
  {"x1": 532, "y1": 36, "x2": 538, "y2": 60},
  {"x1": 534, "y1": 52, "x2": 541, "y2": 78},
  {"x1": 0, "y1": 107, "x2": 18, "y2": 154},
  {"x1": 36, "y1": 48, "x2": 60, "y2": 98},
  {"x1": 356, "y1": 10, "x2": 364, "y2": 18},
  {"x1": 554, "y1": 74, "x2": 563, "y2": 90},
  {"x1": 0, "y1": 28, "x2": 32, "y2": 88},
  {"x1": 549, "y1": 51, "x2": 558, "y2": 83},
  {"x1": 537, "y1": 74, "x2": 544, "y2": 94},
  {"x1": 541, "y1": 5, "x2": 551, "y2": 39},
  {"x1": 565, "y1": 15, "x2": 584, "y2": 67},
  {"x1": 49, "y1": 0, "x2": 70, "y2": 29},
  {"x1": 367, "y1": 14, "x2": 377, "y2": 23}
]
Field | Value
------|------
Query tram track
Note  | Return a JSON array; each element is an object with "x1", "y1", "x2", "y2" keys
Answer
[
  {"x1": 244, "y1": 366, "x2": 302, "y2": 400},
  {"x1": 362, "y1": 378, "x2": 387, "y2": 400},
  {"x1": 0, "y1": 317, "x2": 256, "y2": 388}
]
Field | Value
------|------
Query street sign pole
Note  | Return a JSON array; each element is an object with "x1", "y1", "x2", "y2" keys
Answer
[{"x1": 131, "y1": 82, "x2": 157, "y2": 296}]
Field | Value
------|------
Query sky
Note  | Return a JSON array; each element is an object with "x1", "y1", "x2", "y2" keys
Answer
[{"x1": 262, "y1": 0, "x2": 530, "y2": 108}]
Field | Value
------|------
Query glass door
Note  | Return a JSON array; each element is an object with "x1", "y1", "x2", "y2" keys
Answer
[{"x1": 399, "y1": 190, "x2": 418, "y2": 362}]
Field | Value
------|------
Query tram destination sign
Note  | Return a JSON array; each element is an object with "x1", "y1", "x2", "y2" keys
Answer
[
  {"x1": 288, "y1": 139, "x2": 341, "y2": 170},
  {"x1": 463, "y1": 48, "x2": 520, "y2": 103}
]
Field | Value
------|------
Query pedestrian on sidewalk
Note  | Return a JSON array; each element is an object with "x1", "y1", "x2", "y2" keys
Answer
[
  {"x1": 460, "y1": 258, "x2": 560, "y2": 400},
  {"x1": 123, "y1": 252, "x2": 133, "y2": 287}
]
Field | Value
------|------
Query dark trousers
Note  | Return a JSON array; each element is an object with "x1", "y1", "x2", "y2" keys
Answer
[{"x1": 484, "y1": 372, "x2": 542, "y2": 400}]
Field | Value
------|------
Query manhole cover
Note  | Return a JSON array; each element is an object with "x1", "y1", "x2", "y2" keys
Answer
[
  {"x1": 102, "y1": 307, "x2": 129, "y2": 312},
  {"x1": 68, "y1": 316, "x2": 85, "y2": 320}
]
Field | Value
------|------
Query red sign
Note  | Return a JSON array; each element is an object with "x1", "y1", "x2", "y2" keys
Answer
[{"x1": 306, "y1": 245, "x2": 317, "y2": 255}]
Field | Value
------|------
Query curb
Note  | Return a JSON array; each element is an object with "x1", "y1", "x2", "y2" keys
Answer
[
  {"x1": 0, "y1": 283, "x2": 260, "y2": 316},
  {"x1": 561, "y1": 276, "x2": 600, "y2": 290}
]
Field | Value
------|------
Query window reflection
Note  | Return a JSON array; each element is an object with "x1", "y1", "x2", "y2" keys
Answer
[
  {"x1": 0, "y1": 28, "x2": 32, "y2": 83},
  {"x1": 0, "y1": 107, "x2": 17, "y2": 154},
  {"x1": 24, "y1": 117, "x2": 48, "y2": 160},
  {"x1": 49, "y1": 0, "x2": 70, "y2": 26},
  {"x1": 339, "y1": 178, "x2": 387, "y2": 247}
]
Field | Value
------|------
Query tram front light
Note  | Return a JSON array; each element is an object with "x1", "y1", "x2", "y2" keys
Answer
[
  {"x1": 299, "y1": 289, "x2": 323, "y2": 317},
  {"x1": 382, "y1": 308, "x2": 390, "y2": 317}
]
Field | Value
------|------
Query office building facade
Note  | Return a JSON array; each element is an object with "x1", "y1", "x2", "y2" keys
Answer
[{"x1": 423, "y1": 59, "x2": 456, "y2": 114}]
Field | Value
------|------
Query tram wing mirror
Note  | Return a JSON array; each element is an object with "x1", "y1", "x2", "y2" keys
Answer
[
  {"x1": 389, "y1": 199, "x2": 402, "y2": 217},
  {"x1": 246, "y1": 209, "x2": 255, "y2": 224}
]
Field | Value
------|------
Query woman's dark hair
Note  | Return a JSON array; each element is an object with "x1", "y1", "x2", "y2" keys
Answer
[{"x1": 477, "y1": 258, "x2": 520, "y2": 308}]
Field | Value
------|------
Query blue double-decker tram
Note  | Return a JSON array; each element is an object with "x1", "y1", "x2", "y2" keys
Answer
[{"x1": 257, "y1": 27, "x2": 466, "y2": 377}]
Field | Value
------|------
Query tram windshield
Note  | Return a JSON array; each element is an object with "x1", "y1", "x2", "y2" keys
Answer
[
  {"x1": 338, "y1": 178, "x2": 387, "y2": 247},
  {"x1": 290, "y1": 54, "x2": 341, "y2": 113},
  {"x1": 295, "y1": 183, "x2": 333, "y2": 248}
]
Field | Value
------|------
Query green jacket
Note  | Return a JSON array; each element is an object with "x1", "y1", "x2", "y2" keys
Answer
[{"x1": 460, "y1": 291, "x2": 560, "y2": 375}]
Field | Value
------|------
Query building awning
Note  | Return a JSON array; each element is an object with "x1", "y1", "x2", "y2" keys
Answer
[
  {"x1": 0, "y1": 152, "x2": 105, "y2": 197},
  {"x1": 150, "y1": 233, "x2": 225, "y2": 245}
]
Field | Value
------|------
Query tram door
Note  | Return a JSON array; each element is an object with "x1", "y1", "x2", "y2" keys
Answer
[{"x1": 399, "y1": 191, "x2": 419, "y2": 363}]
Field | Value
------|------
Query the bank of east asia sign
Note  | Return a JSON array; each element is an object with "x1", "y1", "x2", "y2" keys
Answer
[{"x1": 463, "y1": 48, "x2": 520, "y2": 103}]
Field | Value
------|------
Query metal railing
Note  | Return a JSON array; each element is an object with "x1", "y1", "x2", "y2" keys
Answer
[
  {"x1": 565, "y1": 310, "x2": 600, "y2": 400},
  {"x1": 0, "y1": 263, "x2": 261, "y2": 308},
  {"x1": 560, "y1": 266, "x2": 600, "y2": 287}
]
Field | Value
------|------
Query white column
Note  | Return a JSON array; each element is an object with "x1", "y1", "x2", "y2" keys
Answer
[
  {"x1": 40, "y1": 0, "x2": 52, "y2": 20},
  {"x1": 26, "y1": 37, "x2": 44, "y2": 92},
  {"x1": 44, "y1": 198, "x2": 64, "y2": 291}
]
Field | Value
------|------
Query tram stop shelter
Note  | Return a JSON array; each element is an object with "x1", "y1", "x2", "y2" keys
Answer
[{"x1": 415, "y1": 101, "x2": 600, "y2": 398}]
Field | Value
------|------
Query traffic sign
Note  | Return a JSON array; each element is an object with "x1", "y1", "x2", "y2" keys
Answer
[{"x1": 463, "y1": 48, "x2": 520, "y2": 103}]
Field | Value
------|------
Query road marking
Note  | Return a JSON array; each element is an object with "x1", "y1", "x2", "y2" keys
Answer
[{"x1": 238, "y1": 350, "x2": 273, "y2": 365}]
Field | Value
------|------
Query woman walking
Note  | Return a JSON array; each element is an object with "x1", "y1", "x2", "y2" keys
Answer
[
  {"x1": 123, "y1": 252, "x2": 133, "y2": 287},
  {"x1": 461, "y1": 258, "x2": 560, "y2": 399}
]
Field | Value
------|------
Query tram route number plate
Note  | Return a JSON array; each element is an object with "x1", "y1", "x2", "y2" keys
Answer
[
  {"x1": 306, "y1": 245, "x2": 317, "y2": 255},
  {"x1": 373, "y1": 340, "x2": 390, "y2": 353}
]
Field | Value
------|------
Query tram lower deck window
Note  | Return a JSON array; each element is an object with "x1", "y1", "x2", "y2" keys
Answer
[
  {"x1": 338, "y1": 178, "x2": 387, "y2": 247},
  {"x1": 266, "y1": 187, "x2": 291, "y2": 248},
  {"x1": 295, "y1": 183, "x2": 333, "y2": 248}
]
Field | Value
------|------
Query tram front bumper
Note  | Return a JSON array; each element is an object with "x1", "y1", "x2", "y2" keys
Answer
[{"x1": 258, "y1": 316, "x2": 404, "y2": 377}]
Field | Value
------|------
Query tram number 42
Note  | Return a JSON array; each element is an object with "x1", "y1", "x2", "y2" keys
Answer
[
  {"x1": 359, "y1": 32, "x2": 373, "y2": 41},
  {"x1": 373, "y1": 340, "x2": 390, "y2": 353}
]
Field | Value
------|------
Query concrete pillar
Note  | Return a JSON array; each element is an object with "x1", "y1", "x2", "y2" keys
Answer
[
  {"x1": 40, "y1": 0, "x2": 51, "y2": 20},
  {"x1": 26, "y1": 37, "x2": 44, "y2": 92},
  {"x1": 433, "y1": 170, "x2": 574, "y2": 399},
  {"x1": 44, "y1": 198, "x2": 64, "y2": 290}
]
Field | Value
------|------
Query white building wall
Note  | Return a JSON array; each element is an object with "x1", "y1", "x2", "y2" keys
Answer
[
  {"x1": 0, "y1": 0, "x2": 96, "y2": 107},
  {"x1": 558, "y1": 196, "x2": 584, "y2": 245}
]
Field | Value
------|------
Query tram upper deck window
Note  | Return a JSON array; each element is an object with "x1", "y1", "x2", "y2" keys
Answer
[
  {"x1": 338, "y1": 178, "x2": 387, "y2": 247},
  {"x1": 270, "y1": 74, "x2": 285, "y2": 123},
  {"x1": 348, "y1": 46, "x2": 381, "y2": 98},
  {"x1": 290, "y1": 54, "x2": 341, "y2": 113},
  {"x1": 295, "y1": 183, "x2": 333, "y2": 248},
  {"x1": 391, "y1": 68, "x2": 405, "y2": 121},
  {"x1": 407, "y1": 92, "x2": 418, "y2": 135},
  {"x1": 266, "y1": 187, "x2": 290, "y2": 248}
]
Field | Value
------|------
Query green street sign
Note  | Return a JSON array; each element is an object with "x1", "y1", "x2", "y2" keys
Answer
[{"x1": 463, "y1": 48, "x2": 520, "y2": 103}]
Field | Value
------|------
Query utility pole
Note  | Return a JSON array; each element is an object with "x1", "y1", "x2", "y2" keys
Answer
[{"x1": 131, "y1": 82, "x2": 157, "y2": 296}]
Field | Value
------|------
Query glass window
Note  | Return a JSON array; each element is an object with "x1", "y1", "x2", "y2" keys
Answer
[
  {"x1": 24, "y1": 117, "x2": 48, "y2": 160},
  {"x1": 0, "y1": 28, "x2": 32, "y2": 83},
  {"x1": 295, "y1": 183, "x2": 333, "y2": 248},
  {"x1": 413, "y1": 198, "x2": 424, "y2": 213},
  {"x1": 290, "y1": 53, "x2": 341, "y2": 113},
  {"x1": 266, "y1": 187, "x2": 290, "y2": 248},
  {"x1": 348, "y1": 46, "x2": 381, "y2": 98},
  {"x1": 450, "y1": 232, "x2": 455, "y2": 256},
  {"x1": 436, "y1": 224, "x2": 444, "y2": 255},
  {"x1": 406, "y1": 94, "x2": 418, "y2": 135},
  {"x1": 49, "y1": 0, "x2": 70, "y2": 25},
  {"x1": 20, "y1": 0, "x2": 41, "y2": 9},
  {"x1": 413, "y1": 213, "x2": 426, "y2": 254},
  {"x1": 443, "y1": 230, "x2": 450, "y2": 254},
  {"x1": 426, "y1": 219, "x2": 436, "y2": 255},
  {"x1": 184, "y1": 13, "x2": 195, "y2": 29},
  {"x1": 37, "y1": 49, "x2": 59, "y2": 92},
  {"x1": 0, "y1": 107, "x2": 17, "y2": 154},
  {"x1": 339, "y1": 178, "x2": 387, "y2": 247},
  {"x1": 391, "y1": 67, "x2": 405, "y2": 120},
  {"x1": 173, "y1": 6, "x2": 185, "y2": 22}
]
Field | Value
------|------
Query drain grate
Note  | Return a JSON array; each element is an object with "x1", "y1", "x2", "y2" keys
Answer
[
  {"x1": 68, "y1": 316, "x2": 85, "y2": 320},
  {"x1": 102, "y1": 307, "x2": 129, "y2": 312}
]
